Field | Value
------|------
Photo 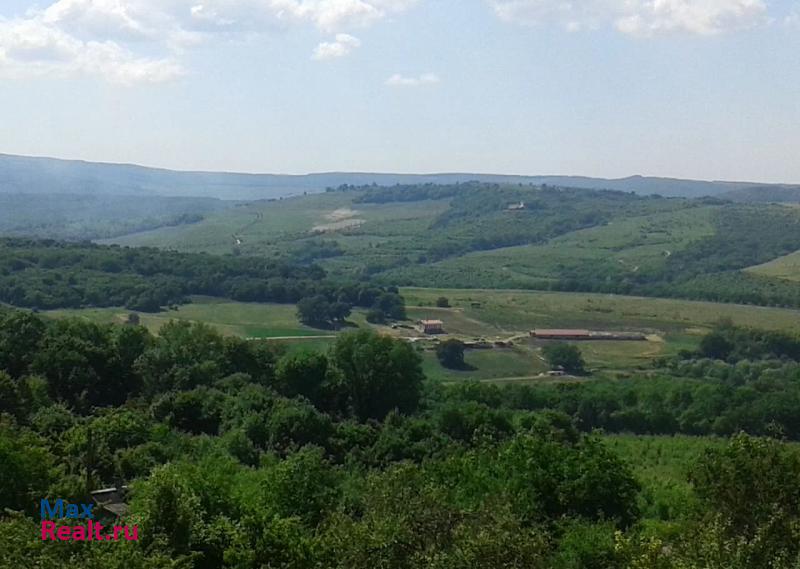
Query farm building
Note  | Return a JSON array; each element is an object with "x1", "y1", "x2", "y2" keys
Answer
[
  {"x1": 531, "y1": 329, "x2": 592, "y2": 340},
  {"x1": 530, "y1": 329, "x2": 647, "y2": 341},
  {"x1": 419, "y1": 320, "x2": 445, "y2": 334}
]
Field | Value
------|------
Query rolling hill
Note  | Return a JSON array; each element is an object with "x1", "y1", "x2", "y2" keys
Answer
[
  {"x1": 107, "y1": 183, "x2": 800, "y2": 309},
  {"x1": 1, "y1": 152, "x2": 795, "y2": 200}
]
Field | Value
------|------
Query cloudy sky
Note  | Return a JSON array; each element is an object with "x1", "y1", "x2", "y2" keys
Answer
[{"x1": 0, "y1": 0, "x2": 798, "y2": 182}]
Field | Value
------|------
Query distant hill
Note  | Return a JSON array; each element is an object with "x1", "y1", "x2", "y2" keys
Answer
[
  {"x1": 0, "y1": 153, "x2": 791, "y2": 200},
  {"x1": 720, "y1": 185, "x2": 800, "y2": 203}
]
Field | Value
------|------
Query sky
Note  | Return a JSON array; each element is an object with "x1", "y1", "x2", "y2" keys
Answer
[{"x1": 0, "y1": 0, "x2": 798, "y2": 183}]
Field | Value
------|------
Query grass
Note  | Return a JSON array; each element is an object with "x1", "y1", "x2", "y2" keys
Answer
[
  {"x1": 403, "y1": 288, "x2": 800, "y2": 334},
  {"x1": 747, "y1": 249, "x2": 800, "y2": 282},
  {"x1": 44, "y1": 287, "x2": 800, "y2": 381},
  {"x1": 421, "y1": 346, "x2": 548, "y2": 383},
  {"x1": 382, "y1": 206, "x2": 718, "y2": 288},
  {"x1": 107, "y1": 192, "x2": 450, "y2": 270},
  {"x1": 46, "y1": 296, "x2": 334, "y2": 339}
]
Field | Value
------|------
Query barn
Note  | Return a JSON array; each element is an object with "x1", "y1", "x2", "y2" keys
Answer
[
  {"x1": 420, "y1": 320, "x2": 445, "y2": 334},
  {"x1": 530, "y1": 329, "x2": 647, "y2": 341},
  {"x1": 530, "y1": 329, "x2": 592, "y2": 340}
]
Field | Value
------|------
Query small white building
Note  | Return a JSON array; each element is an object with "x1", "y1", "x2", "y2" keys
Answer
[{"x1": 419, "y1": 320, "x2": 444, "y2": 334}]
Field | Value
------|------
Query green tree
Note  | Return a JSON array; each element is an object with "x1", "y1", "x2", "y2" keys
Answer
[
  {"x1": 542, "y1": 343, "x2": 586, "y2": 374},
  {"x1": 297, "y1": 295, "x2": 332, "y2": 327},
  {"x1": 374, "y1": 293, "x2": 406, "y2": 320},
  {"x1": 365, "y1": 308, "x2": 387, "y2": 324},
  {"x1": 688, "y1": 433, "x2": 800, "y2": 565},
  {"x1": 263, "y1": 446, "x2": 340, "y2": 527},
  {"x1": 330, "y1": 330, "x2": 424, "y2": 421},
  {"x1": 274, "y1": 351, "x2": 329, "y2": 404},
  {"x1": 0, "y1": 311, "x2": 46, "y2": 378},
  {"x1": 132, "y1": 464, "x2": 204, "y2": 554},
  {"x1": 0, "y1": 422, "x2": 52, "y2": 513},
  {"x1": 135, "y1": 320, "x2": 226, "y2": 394},
  {"x1": 699, "y1": 330, "x2": 734, "y2": 361},
  {"x1": 436, "y1": 339, "x2": 466, "y2": 369}
]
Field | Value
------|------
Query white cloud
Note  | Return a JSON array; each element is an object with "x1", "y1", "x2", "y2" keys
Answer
[
  {"x1": 385, "y1": 72, "x2": 440, "y2": 86},
  {"x1": 267, "y1": 0, "x2": 418, "y2": 32},
  {"x1": 42, "y1": 0, "x2": 150, "y2": 38},
  {"x1": 0, "y1": 15, "x2": 183, "y2": 83},
  {"x1": 177, "y1": 0, "x2": 418, "y2": 33},
  {"x1": 312, "y1": 33, "x2": 361, "y2": 60},
  {"x1": 0, "y1": 0, "x2": 418, "y2": 84},
  {"x1": 489, "y1": 0, "x2": 768, "y2": 36}
]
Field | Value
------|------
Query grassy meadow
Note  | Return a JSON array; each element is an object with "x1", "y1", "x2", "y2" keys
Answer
[
  {"x1": 46, "y1": 297, "x2": 332, "y2": 339},
  {"x1": 44, "y1": 287, "x2": 800, "y2": 383},
  {"x1": 382, "y1": 205, "x2": 719, "y2": 288},
  {"x1": 747, "y1": 250, "x2": 800, "y2": 282}
]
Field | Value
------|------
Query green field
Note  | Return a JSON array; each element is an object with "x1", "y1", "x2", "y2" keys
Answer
[
  {"x1": 46, "y1": 297, "x2": 332, "y2": 339},
  {"x1": 102, "y1": 185, "x2": 800, "y2": 314},
  {"x1": 107, "y1": 192, "x2": 450, "y2": 267},
  {"x1": 383, "y1": 206, "x2": 718, "y2": 288},
  {"x1": 108, "y1": 189, "x2": 717, "y2": 287},
  {"x1": 44, "y1": 288, "x2": 800, "y2": 383},
  {"x1": 747, "y1": 249, "x2": 800, "y2": 282},
  {"x1": 421, "y1": 347, "x2": 549, "y2": 383},
  {"x1": 403, "y1": 287, "x2": 800, "y2": 334}
]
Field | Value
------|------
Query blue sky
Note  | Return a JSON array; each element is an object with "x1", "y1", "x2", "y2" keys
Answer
[{"x1": 0, "y1": 0, "x2": 798, "y2": 182}]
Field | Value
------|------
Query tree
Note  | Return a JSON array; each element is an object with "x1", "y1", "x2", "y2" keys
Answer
[
  {"x1": 262, "y1": 446, "x2": 340, "y2": 527},
  {"x1": 365, "y1": 309, "x2": 387, "y2": 324},
  {"x1": 691, "y1": 434, "x2": 800, "y2": 537},
  {"x1": 330, "y1": 330, "x2": 424, "y2": 421},
  {"x1": 436, "y1": 297, "x2": 450, "y2": 308},
  {"x1": 542, "y1": 343, "x2": 586, "y2": 374},
  {"x1": 135, "y1": 321, "x2": 226, "y2": 395},
  {"x1": 373, "y1": 293, "x2": 406, "y2": 321},
  {"x1": 436, "y1": 339, "x2": 466, "y2": 369},
  {"x1": 133, "y1": 464, "x2": 203, "y2": 554},
  {"x1": 496, "y1": 433, "x2": 640, "y2": 527},
  {"x1": 297, "y1": 296, "x2": 351, "y2": 329},
  {"x1": 699, "y1": 330, "x2": 734, "y2": 361},
  {"x1": 0, "y1": 422, "x2": 52, "y2": 513},
  {"x1": 329, "y1": 301, "x2": 353, "y2": 328},
  {"x1": 686, "y1": 434, "x2": 800, "y2": 567},
  {"x1": 0, "y1": 311, "x2": 46, "y2": 378},
  {"x1": 274, "y1": 351, "x2": 329, "y2": 404},
  {"x1": 297, "y1": 295, "x2": 331, "y2": 327},
  {"x1": 0, "y1": 372, "x2": 22, "y2": 418}
]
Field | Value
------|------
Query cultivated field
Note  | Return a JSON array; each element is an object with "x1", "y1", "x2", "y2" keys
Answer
[
  {"x1": 45, "y1": 287, "x2": 800, "y2": 383},
  {"x1": 747, "y1": 250, "x2": 800, "y2": 282},
  {"x1": 383, "y1": 206, "x2": 718, "y2": 288}
]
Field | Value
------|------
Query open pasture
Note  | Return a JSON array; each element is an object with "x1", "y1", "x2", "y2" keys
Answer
[{"x1": 44, "y1": 287, "x2": 800, "y2": 382}]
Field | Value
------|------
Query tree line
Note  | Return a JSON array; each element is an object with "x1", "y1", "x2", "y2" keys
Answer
[
  {"x1": 3, "y1": 310, "x2": 800, "y2": 566},
  {"x1": 0, "y1": 238, "x2": 405, "y2": 316}
]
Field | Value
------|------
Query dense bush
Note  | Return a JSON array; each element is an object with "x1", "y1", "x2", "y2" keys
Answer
[{"x1": 3, "y1": 308, "x2": 800, "y2": 567}]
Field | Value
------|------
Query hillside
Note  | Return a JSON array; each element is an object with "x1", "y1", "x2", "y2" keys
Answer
[
  {"x1": 108, "y1": 183, "x2": 800, "y2": 308},
  {"x1": 0, "y1": 152, "x2": 789, "y2": 200},
  {"x1": 721, "y1": 185, "x2": 800, "y2": 203},
  {"x1": 0, "y1": 193, "x2": 232, "y2": 241}
]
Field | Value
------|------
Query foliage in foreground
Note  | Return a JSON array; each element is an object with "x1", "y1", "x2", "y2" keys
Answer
[{"x1": 2, "y1": 310, "x2": 800, "y2": 567}]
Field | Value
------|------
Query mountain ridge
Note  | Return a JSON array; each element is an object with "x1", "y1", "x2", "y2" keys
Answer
[{"x1": 1, "y1": 152, "x2": 797, "y2": 201}]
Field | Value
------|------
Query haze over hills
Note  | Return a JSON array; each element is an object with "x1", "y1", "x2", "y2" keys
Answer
[{"x1": 2, "y1": 153, "x2": 797, "y2": 201}]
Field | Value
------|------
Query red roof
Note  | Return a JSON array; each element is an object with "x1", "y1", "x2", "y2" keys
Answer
[{"x1": 532, "y1": 329, "x2": 591, "y2": 337}]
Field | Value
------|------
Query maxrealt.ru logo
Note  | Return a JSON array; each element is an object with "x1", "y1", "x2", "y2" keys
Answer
[{"x1": 40, "y1": 499, "x2": 139, "y2": 542}]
